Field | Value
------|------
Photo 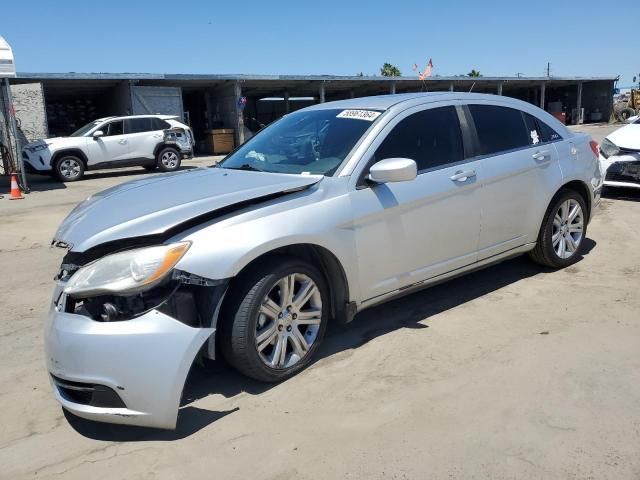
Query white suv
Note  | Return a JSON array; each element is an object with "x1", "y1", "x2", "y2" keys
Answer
[{"x1": 22, "y1": 115, "x2": 195, "y2": 181}]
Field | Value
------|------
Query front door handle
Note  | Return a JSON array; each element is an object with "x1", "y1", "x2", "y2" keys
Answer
[
  {"x1": 118, "y1": 139, "x2": 127, "y2": 145},
  {"x1": 450, "y1": 170, "x2": 476, "y2": 182},
  {"x1": 532, "y1": 151, "x2": 549, "y2": 162}
]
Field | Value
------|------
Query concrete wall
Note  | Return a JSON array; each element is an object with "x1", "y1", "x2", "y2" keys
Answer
[{"x1": 11, "y1": 82, "x2": 48, "y2": 143}]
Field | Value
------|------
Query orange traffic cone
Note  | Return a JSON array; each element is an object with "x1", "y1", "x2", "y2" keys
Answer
[{"x1": 9, "y1": 173, "x2": 24, "y2": 200}]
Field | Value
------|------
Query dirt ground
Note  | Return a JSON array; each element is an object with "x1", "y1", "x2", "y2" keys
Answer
[{"x1": 1, "y1": 126, "x2": 639, "y2": 479}]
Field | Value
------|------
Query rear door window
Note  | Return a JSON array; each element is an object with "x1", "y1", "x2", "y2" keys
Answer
[
  {"x1": 468, "y1": 105, "x2": 529, "y2": 155},
  {"x1": 537, "y1": 120, "x2": 562, "y2": 142},
  {"x1": 125, "y1": 118, "x2": 154, "y2": 134},
  {"x1": 523, "y1": 113, "x2": 542, "y2": 145},
  {"x1": 374, "y1": 106, "x2": 464, "y2": 172}
]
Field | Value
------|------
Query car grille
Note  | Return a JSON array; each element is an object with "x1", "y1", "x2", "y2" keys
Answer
[{"x1": 51, "y1": 375, "x2": 126, "y2": 408}]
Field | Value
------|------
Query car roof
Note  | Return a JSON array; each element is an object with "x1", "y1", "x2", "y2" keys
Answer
[
  {"x1": 304, "y1": 92, "x2": 532, "y2": 111},
  {"x1": 303, "y1": 91, "x2": 571, "y2": 138},
  {"x1": 95, "y1": 114, "x2": 180, "y2": 122}
]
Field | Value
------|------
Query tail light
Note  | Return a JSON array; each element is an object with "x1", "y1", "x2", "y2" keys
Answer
[{"x1": 589, "y1": 140, "x2": 599, "y2": 157}]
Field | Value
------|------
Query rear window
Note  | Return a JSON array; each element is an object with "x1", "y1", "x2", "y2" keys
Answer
[
  {"x1": 152, "y1": 118, "x2": 172, "y2": 130},
  {"x1": 469, "y1": 105, "x2": 529, "y2": 155}
]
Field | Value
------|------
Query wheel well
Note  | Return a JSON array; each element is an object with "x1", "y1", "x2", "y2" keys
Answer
[
  {"x1": 50, "y1": 149, "x2": 89, "y2": 169},
  {"x1": 228, "y1": 244, "x2": 351, "y2": 324},
  {"x1": 559, "y1": 180, "x2": 591, "y2": 219},
  {"x1": 154, "y1": 143, "x2": 179, "y2": 159}
]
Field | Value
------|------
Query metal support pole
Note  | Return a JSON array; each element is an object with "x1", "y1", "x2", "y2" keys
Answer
[
  {"x1": 540, "y1": 82, "x2": 546, "y2": 110},
  {"x1": 349, "y1": 90, "x2": 355, "y2": 99},
  {"x1": 449, "y1": 82, "x2": 454, "y2": 92},
  {"x1": 284, "y1": 91, "x2": 290, "y2": 114},
  {"x1": 497, "y1": 83, "x2": 503, "y2": 96},
  {"x1": 576, "y1": 82, "x2": 583, "y2": 124},
  {"x1": 2, "y1": 78, "x2": 27, "y2": 190},
  {"x1": 319, "y1": 83, "x2": 325, "y2": 103},
  {"x1": 390, "y1": 82, "x2": 396, "y2": 95},
  {"x1": 233, "y1": 81, "x2": 245, "y2": 146}
]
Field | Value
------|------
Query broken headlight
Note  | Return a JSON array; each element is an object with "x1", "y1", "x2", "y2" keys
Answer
[
  {"x1": 600, "y1": 138, "x2": 619, "y2": 159},
  {"x1": 64, "y1": 242, "x2": 190, "y2": 297}
]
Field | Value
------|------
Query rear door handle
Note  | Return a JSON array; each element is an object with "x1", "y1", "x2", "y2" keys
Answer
[
  {"x1": 532, "y1": 151, "x2": 550, "y2": 162},
  {"x1": 450, "y1": 170, "x2": 476, "y2": 182}
]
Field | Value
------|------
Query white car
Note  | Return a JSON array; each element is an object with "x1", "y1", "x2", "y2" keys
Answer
[
  {"x1": 22, "y1": 115, "x2": 194, "y2": 181},
  {"x1": 599, "y1": 117, "x2": 640, "y2": 188}
]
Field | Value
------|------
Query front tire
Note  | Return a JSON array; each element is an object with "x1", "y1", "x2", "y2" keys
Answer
[
  {"x1": 54, "y1": 155, "x2": 85, "y2": 182},
  {"x1": 156, "y1": 147, "x2": 181, "y2": 172},
  {"x1": 529, "y1": 189, "x2": 588, "y2": 268},
  {"x1": 219, "y1": 258, "x2": 329, "y2": 382}
]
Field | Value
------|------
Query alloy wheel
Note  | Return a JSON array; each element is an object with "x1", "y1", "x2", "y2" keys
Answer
[
  {"x1": 255, "y1": 273, "x2": 322, "y2": 369},
  {"x1": 59, "y1": 158, "x2": 81, "y2": 179},
  {"x1": 161, "y1": 151, "x2": 179, "y2": 169},
  {"x1": 552, "y1": 199, "x2": 584, "y2": 259}
]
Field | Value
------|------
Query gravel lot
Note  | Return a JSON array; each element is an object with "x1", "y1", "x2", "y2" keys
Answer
[{"x1": 1, "y1": 126, "x2": 639, "y2": 479}]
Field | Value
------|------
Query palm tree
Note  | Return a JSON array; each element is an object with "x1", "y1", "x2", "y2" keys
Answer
[
  {"x1": 380, "y1": 63, "x2": 402, "y2": 77},
  {"x1": 467, "y1": 69, "x2": 481, "y2": 78}
]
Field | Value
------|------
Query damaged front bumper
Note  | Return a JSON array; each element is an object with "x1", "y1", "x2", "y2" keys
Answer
[
  {"x1": 600, "y1": 152, "x2": 640, "y2": 189},
  {"x1": 44, "y1": 279, "x2": 219, "y2": 429}
]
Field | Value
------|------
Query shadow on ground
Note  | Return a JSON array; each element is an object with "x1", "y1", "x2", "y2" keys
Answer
[
  {"x1": 0, "y1": 173, "x2": 66, "y2": 193},
  {"x1": 66, "y1": 241, "x2": 596, "y2": 441},
  {"x1": 1, "y1": 165, "x2": 200, "y2": 196},
  {"x1": 602, "y1": 186, "x2": 640, "y2": 202},
  {"x1": 64, "y1": 406, "x2": 239, "y2": 441}
]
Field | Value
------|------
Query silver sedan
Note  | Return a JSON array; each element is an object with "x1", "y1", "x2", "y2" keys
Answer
[{"x1": 45, "y1": 92, "x2": 602, "y2": 429}]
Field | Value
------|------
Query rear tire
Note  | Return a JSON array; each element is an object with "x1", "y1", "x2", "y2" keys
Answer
[
  {"x1": 156, "y1": 147, "x2": 181, "y2": 172},
  {"x1": 219, "y1": 257, "x2": 329, "y2": 383},
  {"x1": 54, "y1": 155, "x2": 85, "y2": 182},
  {"x1": 529, "y1": 189, "x2": 588, "y2": 268}
]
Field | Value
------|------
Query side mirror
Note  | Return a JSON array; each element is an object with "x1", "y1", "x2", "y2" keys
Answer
[
  {"x1": 368, "y1": 158, "x2": 417, "y2": 183},
  {"x1": 92, "y1": 130, "x2": 104, "y2": 139}
]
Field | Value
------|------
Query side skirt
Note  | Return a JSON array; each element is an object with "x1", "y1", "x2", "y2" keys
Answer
[{"x1": 358, "y1": 243, "x2": 536, "y2": 311}]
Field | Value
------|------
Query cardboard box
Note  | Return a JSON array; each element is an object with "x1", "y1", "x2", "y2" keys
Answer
[{"x1": 205, "y1": 129, "x2": 235, "y2": 154}]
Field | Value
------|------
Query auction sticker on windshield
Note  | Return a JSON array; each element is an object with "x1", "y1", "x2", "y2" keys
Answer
[{"x1": 336, "y1": 110, "x2": 381, "y2": 121}]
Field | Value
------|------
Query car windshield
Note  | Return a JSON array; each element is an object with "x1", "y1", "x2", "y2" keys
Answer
[
  {"x1": 218, "y1": 108, "x2": 382, "y2": 176},
  {"x1": 70, "y1": 121, "x2": 101, "y2": 137}
]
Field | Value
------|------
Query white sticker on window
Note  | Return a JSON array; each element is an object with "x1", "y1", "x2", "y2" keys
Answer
[
  {"x1": 336, "y1": 110, "x2": 381, "y2": 121},
  {"x1": 530, "y1": 130, "x2": 540, "y2": 145}
]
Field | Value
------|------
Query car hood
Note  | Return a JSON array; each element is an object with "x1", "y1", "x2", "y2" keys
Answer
[
  {"x1": 607, "y1": 124, "x2": 640, "y2": 150},
  {"x1": 25, "y1": 137, "x2": 82, "y2": 149},
  {"x1": 54, "y1": 167, "x2": 322, "y2": 253}
]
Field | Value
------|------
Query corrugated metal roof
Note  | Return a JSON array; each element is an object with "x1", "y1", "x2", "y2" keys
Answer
[{"x1": 14, "y1": 72, "x2": 617, "y2": 82}]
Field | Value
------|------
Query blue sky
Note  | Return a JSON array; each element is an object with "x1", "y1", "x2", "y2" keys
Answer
[{"x1": 3, "y1": 0, "x2": 638, "y2": 86}]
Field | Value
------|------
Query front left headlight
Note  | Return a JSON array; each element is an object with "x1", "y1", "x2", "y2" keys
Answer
[
  {"x1": 29, "y1": 144, "x2": 49, "y2": 152},
  {"x1": 64, "y1": 242, "x2": 191, "y2": 297},
  {"x1": 599, "y1": 138, "x2": 619, "y2": 159}
]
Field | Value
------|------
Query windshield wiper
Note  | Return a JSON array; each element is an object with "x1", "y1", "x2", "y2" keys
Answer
[{"x1": 223, "y1": 164, "x2": 263, "y2": 172}]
